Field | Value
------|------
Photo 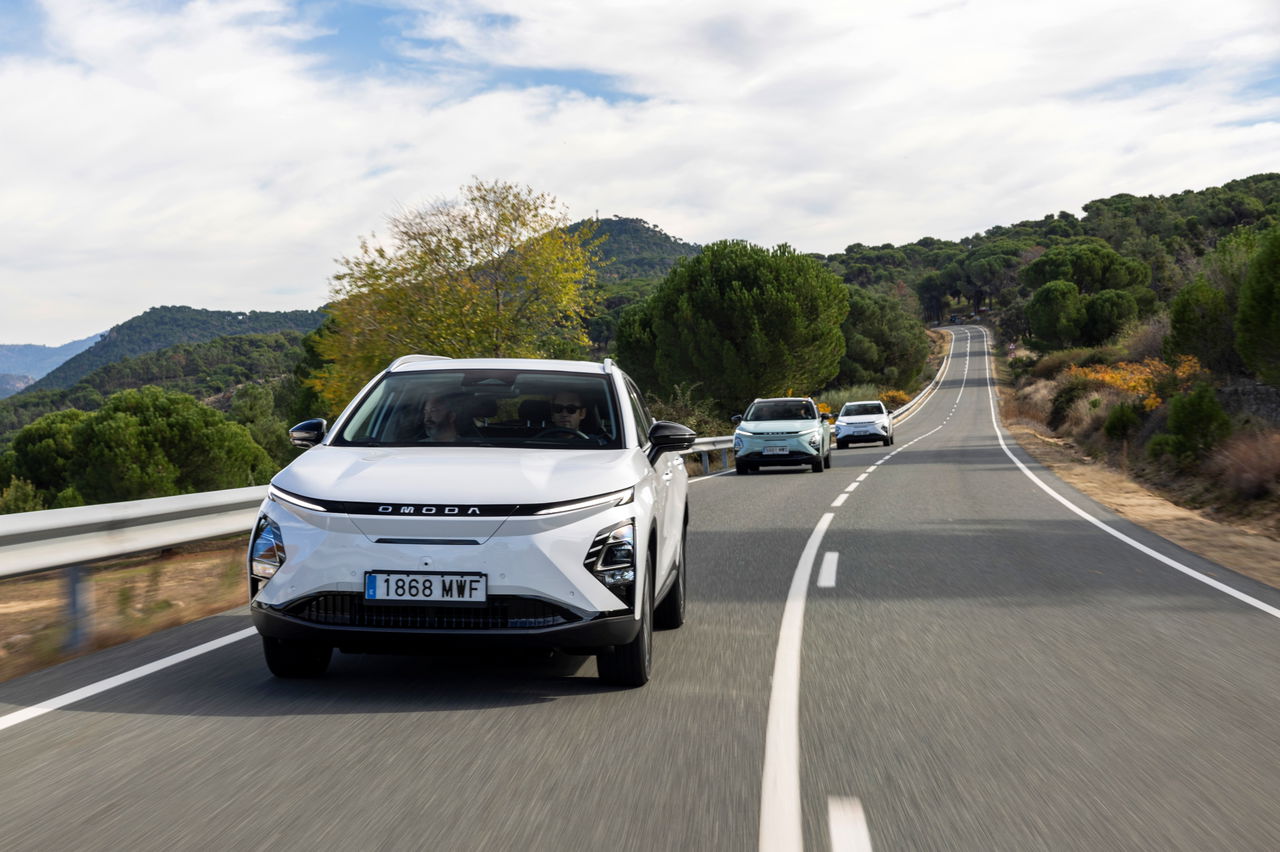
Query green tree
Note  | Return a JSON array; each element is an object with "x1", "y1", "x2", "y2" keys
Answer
[
  {"x1": 1147, "y1": 384, "x2": 1231, "y2": 466},
  {"x1": 1165, "y1": 280, "x2": 1237, "y2": 373},
  {"x1": 1021, "y1": 241, "x2": 1151, "y2": 294},
  {"x1": 1026, "y1": 280, "x2": 1085, "y2": 350},
  {"x1": 1082, "y1": 289, "x2": 1139, "y2": 345},
  {"x1": 311, "y1": 179, "x2": 603, "y2": 409},
  {"x1": 837, "y1": 287, "x2": 929, "y2": 388},
  {"x1": 1235, "y1": 226, "x2": 1280, "y2": 384},
  {"x1": 0, "y1": 408, "x2": 90, "y2": 505},
  {"x1": 617, "y1": 241, "x2": 849, "y2": 414},
  {"x1": 0, "y1": 477, "x2": 45, "y2": 514}
]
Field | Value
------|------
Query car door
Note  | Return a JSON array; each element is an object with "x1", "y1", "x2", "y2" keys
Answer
[{"x1": 623, "y1": 377, "x2": 681, "y2": 587}]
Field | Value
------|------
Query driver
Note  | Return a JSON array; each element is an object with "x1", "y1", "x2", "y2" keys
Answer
[{"x1": 550, "y1": 391, "x2": 588, "y2": 432}]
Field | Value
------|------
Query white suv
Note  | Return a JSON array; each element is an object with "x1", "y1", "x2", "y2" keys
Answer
[
  {"x1": 248, "y1": 356, "x2": 695, "y2": 687},
  {"x1": 834, "y1": 399, "x2": 894, "y2": 448},
  {"x1": 731, "y1": 396, "x2": 832, "y2": 474}
]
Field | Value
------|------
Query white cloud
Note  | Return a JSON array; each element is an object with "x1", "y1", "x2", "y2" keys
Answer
[{"x1": 1, "y1": 0, "x2": 1278, "y2": 344}]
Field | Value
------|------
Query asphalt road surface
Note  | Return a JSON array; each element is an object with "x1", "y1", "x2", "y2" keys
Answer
[{"x1": 4, "y1": 327, "x2": 1280, "y2": 851}]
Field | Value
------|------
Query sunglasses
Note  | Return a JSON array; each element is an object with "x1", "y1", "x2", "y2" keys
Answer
[{"x1": 551, "y1": 403, "x2": 583, "y2": 414}]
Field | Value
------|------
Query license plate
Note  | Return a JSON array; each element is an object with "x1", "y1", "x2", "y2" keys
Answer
[
  {"x1": 364, "y1": 572, "x2": 487, "y2": 603},
  {"x1": 763, "y1": 445, "x2": 789, "y2": 455}
]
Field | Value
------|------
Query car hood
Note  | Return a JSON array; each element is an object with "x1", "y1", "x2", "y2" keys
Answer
[
  {"x1": 737, "y1": 418, "x2": 822, "y2": 433},
  {"x1": 274, "y1": 444, "x2": 636, "y2": 506}
]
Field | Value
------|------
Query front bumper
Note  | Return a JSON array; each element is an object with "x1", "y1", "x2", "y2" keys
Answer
[
  {"x1": 251, "y1": 596, "x2": 639, "y2": 653},
  {"x1": 735, "y1": 449, "x2": 820, "y2": 467}
]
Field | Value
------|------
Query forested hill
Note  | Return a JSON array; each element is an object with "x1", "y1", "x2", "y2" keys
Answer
[
  {"x1": 580, "y1": 216, "x2": 701, "y2": 282},
  {"x1": 25, "y1": 306, "x2": 326, "y2": 393},
  {"x1": 0, "y1": 332, "x2": 311, "y2": 440},
  {"x1": 0, "y1": 333, "x2": 101, "y2": 391},
  {"x1": 823, "y1": 172, "x2": 1280, "y2": 321}
]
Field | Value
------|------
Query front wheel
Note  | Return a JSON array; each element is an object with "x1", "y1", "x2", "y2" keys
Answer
[
  {"x1": 597, "y1": 555, "x2": 654, "y2": 687},
  {"x1": 735, "y1": 460, "x2": 750, "y2": 475},
  {"x1": 811, "y1": 456, "x2": 824, "y2": 473},
  {"x1": 262, "y1": 636, "x2": 331, "y2": 678},
  {"x1": 823, "y1": 450, "x2": 832, "y2": 469}
]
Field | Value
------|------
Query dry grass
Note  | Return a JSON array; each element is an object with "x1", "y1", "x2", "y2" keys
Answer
[
  {"x1": 1207, "y1": 431, "x2": 1280, "y2": 500},
  {"x1": 0, "y1": 537, "x2": 250, "y2": 683}
]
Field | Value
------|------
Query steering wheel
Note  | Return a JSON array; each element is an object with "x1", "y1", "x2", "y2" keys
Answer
[{"x1": 534, "y1": 427, "x2": 592, "y2": 441}]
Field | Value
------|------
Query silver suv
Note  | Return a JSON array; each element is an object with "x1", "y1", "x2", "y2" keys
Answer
[{"x1": 731, "y1": 397, "x2": 832, "y2": 475}]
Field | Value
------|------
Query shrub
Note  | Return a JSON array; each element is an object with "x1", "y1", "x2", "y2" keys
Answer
[
  {"x1": 1104, "y1": 402, "x2": 1142, "y2": 441},
  {"x1": 880, "y1": 389, "x2": 911, "y2": 410},
  {"x1": 1048, "y1": 376, "x2": 1090, "y2": 431},
  {"x1": 1147, "y1": 384, "x2": 1232, "y2": 467},
  {"x1": 645, "y1": 382, "x2": 730, "y2": 437}
]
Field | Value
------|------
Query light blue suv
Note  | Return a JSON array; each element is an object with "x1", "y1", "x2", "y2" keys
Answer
[{"x1": 731, "y1": 397, "x2": 832, "y2": 475}]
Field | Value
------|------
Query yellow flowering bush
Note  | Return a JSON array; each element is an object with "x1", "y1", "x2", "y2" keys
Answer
[{"x1": 1063, "y1": 355, "x2": 1204, "y2": 411}]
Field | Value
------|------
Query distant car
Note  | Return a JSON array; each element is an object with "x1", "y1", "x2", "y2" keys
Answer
[
  {"x1": 834, "y1": 400, "x2": 894, "y2": 448},
  {"x1": 247, "y1": 355, "x2": 696, "y2": 687},
  {"x1": 731, "y1": 397, "x2": 832, "y2": 474},
  {"x1": 949, "y1": 314, "x2": 960, "y2": 324}
]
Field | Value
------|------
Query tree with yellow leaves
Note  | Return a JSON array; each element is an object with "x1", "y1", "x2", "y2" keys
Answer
[{"x1": 310, "y1": 179, "x2": 602, "y2": 409}]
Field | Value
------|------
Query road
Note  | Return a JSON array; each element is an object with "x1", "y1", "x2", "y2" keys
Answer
[{"x1": 4, "y1": 327, "x2": 1280, "y2": 851}]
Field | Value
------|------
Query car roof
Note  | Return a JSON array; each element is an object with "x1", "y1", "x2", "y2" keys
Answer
[
  {"x1": 753, "y1": 396, "x2": 814, "y2": 403},
  {"x1": 843, "y1": 399, "x2": 884, "y2": 406},
  {"x1": 387, "y1": 356, "x2": 609, "y2": 375}
]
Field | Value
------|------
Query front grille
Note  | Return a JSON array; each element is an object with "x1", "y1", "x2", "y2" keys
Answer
[{"x1": 283, "y1": 593, "x2": 579, "y2": 630}]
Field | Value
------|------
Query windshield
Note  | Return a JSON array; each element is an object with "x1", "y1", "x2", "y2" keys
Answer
[
  {"x1": 333, "y1": 369, "x2": 624, "y2": 449},
  {"x1": 840, "y1": 403, "x2": 884, "y2": 417},
  {"x1": 744, "y1": 400, "x2": 816, "y2": 421}
]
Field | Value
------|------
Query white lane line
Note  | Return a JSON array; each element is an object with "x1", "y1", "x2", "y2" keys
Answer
[
  {"x1": 828, "y1": 796, "x2": 874, "y2": 851},
  {"x1": 0, "y1": 627, "x2": 257, "y2": 732},
  {"x1": 831, "y1": 494, "x2": 849, "y2": 508},
  {"x1": 856, "y1": 473, "x2": 869, "y2": 482},
  {"x1": 976, "y1": 327, "x2": 1280, "y2": 621},
  {"x1": 865, "y1": 466, "x2": 877, "y2": 473},
  {"x1": 817, "y1": 552, "x2": 839, "y2": 588},
  {"x1": 844, "y1": 481, "x2": 860, "y2": 493},
  {"x1": 690, "y1": 468, "x2": 736, "y2": 483},
  {"x1": 760, "y1": 512, "x2": 835, "y2": 851}
]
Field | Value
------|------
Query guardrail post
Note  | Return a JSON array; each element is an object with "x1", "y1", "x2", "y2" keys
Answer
[
  {"x1": 700, "y1": 450, "x2": 710, "y2": 472},
  {"x1": 721, "y1": 448, "x2": 729, "y2": 469},
  {"x1": 64, "y1": 563, "x2": 91, "y2": 652}
]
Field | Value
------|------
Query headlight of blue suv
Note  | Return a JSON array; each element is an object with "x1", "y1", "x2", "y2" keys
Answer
[
  {"x1": 733, "y1": 432, "x2": 746, "y2": 452},
  {"x1": 249, "y1": 516, "x2": 285, "y2": 580},
  {"x1": 584, "y1": 521, "x2": 636, "y2": 607},
  {"x1": 803, "y1": 429, "x2": 822, "y2": 450}
]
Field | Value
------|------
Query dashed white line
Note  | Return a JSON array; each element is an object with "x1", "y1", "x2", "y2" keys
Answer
[
  {"x1": 817, "y1": 552, "x2": 839, "y2": 588},
  {"x1": 828, "y1": 796, "x2": 874, "y2": 851},
  {"x1": 831, "y1": 494, "x2": 849, "y2": 508}
]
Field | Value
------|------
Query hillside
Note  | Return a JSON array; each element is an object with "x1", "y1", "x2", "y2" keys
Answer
[
  {"x1": 24, "y1": 306, "x2": 326, "y2": 393},
  {"x1": 0, "y1": 333, "x2": 101, "y2": 395},
  {"x1": 0, "y1": 332, "x2": 312, "y2": 441}
]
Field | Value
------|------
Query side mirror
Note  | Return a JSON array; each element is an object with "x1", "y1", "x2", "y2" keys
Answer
[
  {"x1": 731, "y1": 414, "x2": 743, "y2": 424},
  {"x1": 289, "y1": 418, "x2": 328, "y2": 448},
  {"x1": 647, "y1": 420, "x2": 696, "y2": 458},
  {"x1": 820, "y1": 412, "x2": 833, "y2": 422}
]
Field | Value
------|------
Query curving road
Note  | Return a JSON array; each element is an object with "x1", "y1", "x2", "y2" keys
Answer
[{"x1": 4, "y1": 328, "x2": 1280, "y2": 851}]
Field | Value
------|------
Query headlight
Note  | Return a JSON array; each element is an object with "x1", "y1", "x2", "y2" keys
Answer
[
  {"x1": 733, "y1": 433, "x2": 745, "y2": 452},
  {"x1": 800, "y1": 428, "x2": 821, "y2": 450},
  {"x1": 583, "y1": 521, "x2": 636, "y2": 607},
  {"x1": 249, "y1": 516, "x2": 285, "y2": 579}
]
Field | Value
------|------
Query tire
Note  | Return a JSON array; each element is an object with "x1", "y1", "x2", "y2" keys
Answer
[
  {"x1": 883, "y1": 436, "x2": 892, "y2": 446},
  {"x1": 654, "y1": 524, "x2": 686, "y2": 630},
  {"x1": 262, "y1": 636, "x2": 332, "y2": 678},
  {"x1": 811, "y1": 456, "x2": 824, "y2": 473},
  {"x1": 735, "y1": 460, "x2": 750, "y2": 475},
  {"x1": 823, "y1": 449, "x2": 832, "y2": 469},
  {"x1": 837, "y1": 440, "x2": 847, "y2": 450},
  {"x1": 598, "y1": 553, "x2": 654, "y2": 687}
]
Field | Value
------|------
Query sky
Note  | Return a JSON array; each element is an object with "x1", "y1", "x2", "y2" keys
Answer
[{"x1": 2, "y1": 0, "x2": 1279, "y2": 347}]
